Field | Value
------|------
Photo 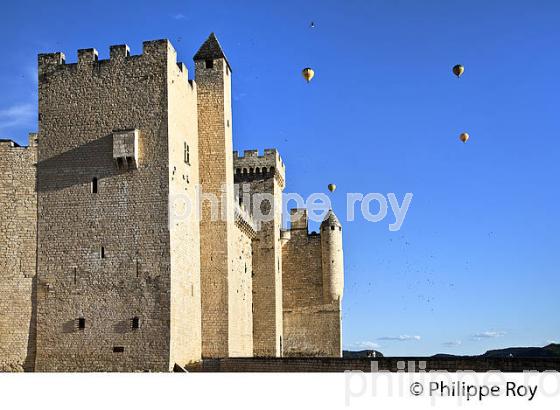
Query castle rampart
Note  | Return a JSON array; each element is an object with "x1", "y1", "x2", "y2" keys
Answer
[
  {"x1": 234, "y1": 149, "x2": 285, "y2": 189},
  {"x1": 234, "y1": 149, "x2": 285, "y2": 356},
  {"x1": 35, "y1": 38, "x2": 201, "y2": 371},
  {"x1": 0, "y1": 136, "x2": 37, "y2": 372},
  {"x1": 282, "y1": 209, "x2": 343, "y2": 357}
]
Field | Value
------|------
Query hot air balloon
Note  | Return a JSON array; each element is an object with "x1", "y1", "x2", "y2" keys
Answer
[
  {"x1": 453, "y1": 64, "x2": 464, "y2": 78},
  {"x1": 328, "y1": 183, "x2": 336, "y2": 193},
  {"x1": 459, "y1": 132, "x2": 469, "y2": 143},
  {"x1": 310, "y1": 21, "x2": 315, "y2": 28},
  {"x1": 302, "y1": 67, "x2": 315, "y2": 83}
]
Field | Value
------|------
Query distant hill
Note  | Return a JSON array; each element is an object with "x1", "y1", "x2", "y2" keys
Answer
[
  {"x1": 343, "y1": 350, "x2": 384, "y2": 358},
  {"x1": 433, "y1": 344, "x2": 560, "y2": 359},
  {"x1": 432, "y1": 353, "x2": 467, "y2": 358},
  {"x1": 344, "y1": 344, "x2": 560, "y2": 359},
  {"x1": 482, "y1": 344, "x2": 560, "y2": 358},
  {"x1": 544, "y1": 343, "x2": 560, "y2": 356}
]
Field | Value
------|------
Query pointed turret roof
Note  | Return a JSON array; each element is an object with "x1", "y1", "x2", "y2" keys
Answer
[
  {"x1": 321, "y1": 210, "x2": 341, "y2": 227},
  {"x1": 193, "y1": 32, "x2": 231, "y2": 70}
]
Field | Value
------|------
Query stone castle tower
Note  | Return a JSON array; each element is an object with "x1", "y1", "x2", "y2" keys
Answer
[{"x1": 0, "y1": 33, "x2": 344, "y2": 372}]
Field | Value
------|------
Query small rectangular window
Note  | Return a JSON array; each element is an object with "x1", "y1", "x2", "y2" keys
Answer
[
  {"x1": 113, "y1": 346, "x2": 125, "y2": 353},
  {"x1": 91, "y1": 177, "x2": 98, "y2": 194},
  {"x1": 132, "y1": 317, "x2": 140, "y2": 329},
  {"x1": 101, "y1": 246, "x2": 105, "y2": 259},
  {"x1": 184, "y1": 142, "x2": 190, "y2": 165},
  {"x1": 78, "y1": 318, "x2": 86, "y2": 330},
  {"x1": 205, "y1": 59, "x2": 213, "y2": 69}
]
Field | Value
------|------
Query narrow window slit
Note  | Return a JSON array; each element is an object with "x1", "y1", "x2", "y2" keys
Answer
[{"x1": 184, "y1": 142, "x2": 190, "y2": 165}]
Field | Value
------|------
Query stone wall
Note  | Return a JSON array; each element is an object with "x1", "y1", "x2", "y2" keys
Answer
[
  {"x1": 187, "y1": 357, "x2": 560, "y2": 372},
  {"x1": 195, "y1": 35, "x2": 253, "y2": 358},
  {"x1": 0, "y1": 138, "x2": 37, "y2": 372},
  {"x1": 282, "y1": 225, "x2": 323, "y2": 309},
  {"x1": 234, "y1": 149, "x2": 285, "y2": 357},
  {"x1": 35, "y1": 40, "x2": 196, "y2": 371},
  {"x1": 281, "y1": 209, "x2": 342, "y2": 357},
  {"x1": 283, "y1": 304, "x2": 341, "y2": 357},
  {"x1": 228, "y1": 224, "x2": 254, "y2": 356},
  {"x1": 167, "y1": 51, "x2": 202, "y2": 366}
]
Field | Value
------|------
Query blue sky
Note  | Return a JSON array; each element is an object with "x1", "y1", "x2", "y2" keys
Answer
[{"x1": 1, "y1": 0, "x2": 559, "y2": 356}]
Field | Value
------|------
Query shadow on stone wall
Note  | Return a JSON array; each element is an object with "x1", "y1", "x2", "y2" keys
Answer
[
  {"x1": 36, "y1": 134, "x2": 121, "y2": 193},
  {"x1": 23, "y1": 276, "x2": 37, "y2": 372}
]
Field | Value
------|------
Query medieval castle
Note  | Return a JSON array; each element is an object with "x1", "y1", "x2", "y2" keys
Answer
[{"x1": 0, "y1": 33, "x2": 344, "y2": 372}]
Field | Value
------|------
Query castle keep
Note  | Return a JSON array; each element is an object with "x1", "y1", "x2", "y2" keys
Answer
[{"x1": 0, "y1": 34, "x2": 344, "y2": 372}]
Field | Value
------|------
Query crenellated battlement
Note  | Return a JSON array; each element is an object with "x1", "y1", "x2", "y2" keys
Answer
[
  {"x1": 233, "y1": 148, "x2": 284, "y2": 164},
  {"x1": 77, "y1": 48, "x2": 99, "y2": 64},
  {"x1": 289, "y1": 208, "x2": 308, "y2": 231},
  {"x1": 233, "y1": 148, "x2": 285, "y2": 188},
  {"x1": 0, "y1": 139, "x2": 21, "y2": 148},
  {"x1": 38, "y1": 39, "x2": 190, "y2": 80},
  {"x1": 0, "y1": 133, "x2": 38, "y2": 150},
  {"x1": 110, "y1": 44, "x2": 130, "y2": 60}
]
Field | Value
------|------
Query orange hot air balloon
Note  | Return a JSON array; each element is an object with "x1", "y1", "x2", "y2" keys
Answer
[
  {"x1": 459, "y1": 132, "x2": 469, "y2": 143},
  {"x1": 453, "y1": 64, "x2": 465, "y2": 78},
  {"x1": 328, "y1": 183, "x2": 336, "y2": 193},
  {"x1": 302, "y1": 67, "x2": 315, "y2": 83}
]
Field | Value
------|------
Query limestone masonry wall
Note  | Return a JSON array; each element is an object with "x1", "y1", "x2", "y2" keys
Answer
[
  {"x1": 228, "y1": 225, "x2": 254, "y2": 356},
  {"x1": 0, "y1": 138, "x2": 37, "y2": 371},
  {"x1": 282, "y1": 211, "x2": 323, "y2": 309},
  {"x1": 234, "y1": 149, "x2": 285, "y2": 357},
  {"x1": 196, "y1": 53, "x2": 232, "y2": 358},
  {"x1": 283, "y1": 304, "x2": 342, "y2": 357},
  {"x1": 167, "y1": 48, "x2": 202, "y2": 366},
  {"x1": 282, "y1": 209, "x2": 343, "y2": 357},
  {"x1": 35, "y1": 40, "x2": 190, "y2": 371}
]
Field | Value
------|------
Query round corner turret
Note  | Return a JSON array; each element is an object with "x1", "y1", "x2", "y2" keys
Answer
[{"x1": 320, "y1": 210, "x2": 344, "y2": 304}]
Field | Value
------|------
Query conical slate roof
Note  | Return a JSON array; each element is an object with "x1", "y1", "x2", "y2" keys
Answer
[
  {"x1": 193, "y1": 32, "x2": 231, "y2": 70},
  {"x1": 321, "y1": 210, "x2": 341, "y2": 227}
]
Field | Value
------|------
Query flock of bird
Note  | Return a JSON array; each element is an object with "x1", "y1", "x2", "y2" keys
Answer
[{"x1": 298, "y1": 22, "x2": 473, "y2": 314}]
